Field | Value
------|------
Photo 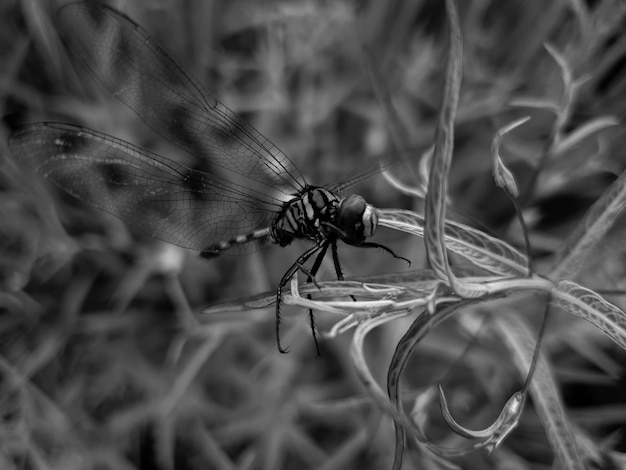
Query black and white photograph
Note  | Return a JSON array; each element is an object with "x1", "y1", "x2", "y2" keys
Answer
[{"x1": 1, "y1": 1, "x2": 626, "y2": 469}]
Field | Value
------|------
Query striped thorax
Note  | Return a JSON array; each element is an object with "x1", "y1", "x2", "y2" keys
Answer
[{"x1": 270, "y1": 186, "x2": 378, "y2": 247}]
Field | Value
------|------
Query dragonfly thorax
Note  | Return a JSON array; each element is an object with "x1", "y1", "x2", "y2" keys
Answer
[{"x1": 270, "y1": 187, "x2": 377, "y2": 247}]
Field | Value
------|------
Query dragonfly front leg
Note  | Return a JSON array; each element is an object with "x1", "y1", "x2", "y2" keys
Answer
[{"x1": 359, "y1": 241, "x2": 411, "y2": 266}]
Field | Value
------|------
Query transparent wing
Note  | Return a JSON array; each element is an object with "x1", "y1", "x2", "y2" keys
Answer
[
  {"x1": 57, "y1": 2, "x2": 306, "y2": 195},
  {"x1": 10, "y1": 122, "x2": 281, "y2": 253}
]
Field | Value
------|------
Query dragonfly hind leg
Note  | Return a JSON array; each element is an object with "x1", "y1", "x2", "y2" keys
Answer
[
  {"x1": 303, "y1": 241, "x2": 331, "y2": 357},
  {"x1": 275, "y1": 243, "x2": 325, "y2": 354}
]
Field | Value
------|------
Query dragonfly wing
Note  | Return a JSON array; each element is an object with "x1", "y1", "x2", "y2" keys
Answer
[
  {"x1": 10, "y1": 122, "x2": 279, "y2": 253},
  {"x1": 56, "y1": 2, "x2": 306, "y2": 195}
]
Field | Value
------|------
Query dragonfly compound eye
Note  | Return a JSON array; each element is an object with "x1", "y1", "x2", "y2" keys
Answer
[{"x1": 336, "y1": 194, "x2": 378, "y2": 245}]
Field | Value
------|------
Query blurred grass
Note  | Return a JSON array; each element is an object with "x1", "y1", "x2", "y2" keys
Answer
[{"x1": 1, "y1": 0, "x2": 626, "y2": 469}]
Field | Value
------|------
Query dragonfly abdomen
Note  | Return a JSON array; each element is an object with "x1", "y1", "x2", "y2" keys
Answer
[{"x1": 201, "y1": 228, "x2": 272, "y2": 257}]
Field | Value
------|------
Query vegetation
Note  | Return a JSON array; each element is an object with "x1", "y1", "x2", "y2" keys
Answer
[{"x1": 1, "y1": 0, "x2": 625, "y2": 469}]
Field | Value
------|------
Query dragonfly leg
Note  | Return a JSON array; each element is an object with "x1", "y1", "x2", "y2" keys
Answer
[
  {"x1": 330, "y1": 241, "x2": 357, "y2": 302},
  {"x1": 276, "y1": 243, "x2": 325, "y2": 353},
  {"x1": 304, "y1": 240, "x2": 331, "y2": 357},
  {"x1": 359, "y1": 241, "x2": 411, "y2": 266},
  {"x1": 296, "y1": 260, "x2": 322, "y2": 290}
]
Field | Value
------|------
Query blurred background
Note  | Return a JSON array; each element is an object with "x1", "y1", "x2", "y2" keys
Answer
[{"x1": 1, "y1": 0, "x2": 626, "y2": 468}]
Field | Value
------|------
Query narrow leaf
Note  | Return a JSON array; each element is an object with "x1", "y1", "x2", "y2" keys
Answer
[
  {"x1": 378, "y1": 209, "x2": 528, "y2": 277},
  {"x1": 438, "y1": 384, "x2": 523, "y2": 452},
  {"x1": 421, "y1": 0, "x2": 497, "y2": 298},
  {"x1": 544, "y1": 43, "x2": 573, "y2": 96},
  {"x1": 509, "y1": 97, "x2": 560, "y2": 114},
  {"x1": 491, "y1": 117, "x2": 530, "y2": 198},
  {"x1": 492, "y1": 313, "x2": 585, "y2": 470},
  {"x1": 387, "y1": 301, "x2": 476, "y2": 469},
  {"x1": 551, "y1": 280, "x2": 626, "y2": 351},
  {"x1": 424, "y1": 0, "x2": 463, "y2": 286},
  {"x1": 550, "y1": 166, "x2": 626, "y2": 279},
  {"x1": 350, "y1": 312, "x2": 438, "y2": 457},
  {"x1": 418, "y1": 146, "x2": 435, "y2": 196},
  {"x1": 554, "y1": 116, "x2": 619, "y2": 156},
  {"x1": 381, "y1": 164, "x2": 426, "y2": 199}
]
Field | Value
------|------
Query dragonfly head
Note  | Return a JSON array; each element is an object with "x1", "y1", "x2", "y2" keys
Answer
[{"x1": 335, "y1": 194, "x2": 378, "y2": 245}]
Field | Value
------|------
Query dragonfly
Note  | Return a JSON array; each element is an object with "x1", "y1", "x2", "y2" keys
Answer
[{"x1": 9, "y1": 2, "x2": 407, "y2": 353}]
